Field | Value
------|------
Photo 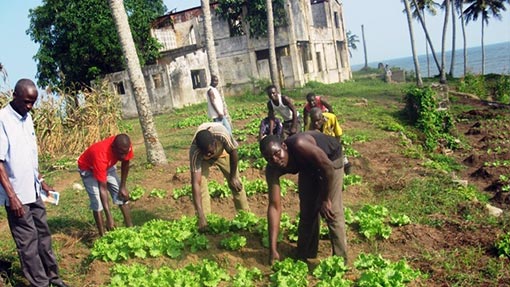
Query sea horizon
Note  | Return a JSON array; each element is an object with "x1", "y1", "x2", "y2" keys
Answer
[{"x1": 351, "y1": 41, "x2": 510, "y2": 77}]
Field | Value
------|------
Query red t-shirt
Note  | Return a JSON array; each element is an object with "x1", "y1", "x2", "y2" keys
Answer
[
  {"x1": 304, "y1": 96, "x2": 328, "y2": 112},
  {"x1": 77, "y1": 136, "x2": 134, "y2": 182}
]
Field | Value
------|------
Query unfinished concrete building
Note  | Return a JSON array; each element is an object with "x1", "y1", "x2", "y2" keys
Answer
[{"x1": 108, "y1": 0, "x2": 351, "y2": 118}]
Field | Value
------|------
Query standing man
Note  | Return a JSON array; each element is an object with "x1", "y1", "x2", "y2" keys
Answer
[
  {"x1": 78, "y1": 134, "x2": 134, "y2": 236},
  {"x1": 207, "y1": 75, "x2": 232, "y2": 134},
  {"x1": 190, "y1": 122, "x2": 249, "y2": 231},
  {"x1": 259, "y1": 132, "x2": 348, "y2": 264},
  {"x1": 266, "y1": 85, "x2": 301, "y2": 139},
  {"x1": 0, "y1": 79, "x2": 69, "y2": 287}
]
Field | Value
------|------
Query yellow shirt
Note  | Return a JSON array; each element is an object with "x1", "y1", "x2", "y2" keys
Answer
[{"x1": 306, "y1": 112, "x2": 342, "y2": 137}]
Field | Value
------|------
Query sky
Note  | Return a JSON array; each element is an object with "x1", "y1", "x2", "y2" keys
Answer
[{"x1": 1, "y1": 0, "x2": 509, "y2": 91}]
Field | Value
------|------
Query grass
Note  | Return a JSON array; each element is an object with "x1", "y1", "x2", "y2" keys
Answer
[{"x1": 1, "y1": 76, "x2": 510, "y2": 286}]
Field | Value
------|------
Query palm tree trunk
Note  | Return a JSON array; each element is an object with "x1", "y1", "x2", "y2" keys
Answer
[
  {"x1": 460, "y1": 2, "x2": 467, "y2": 76},
  {"x1": 440, "y1": 0, "x2": 450, "y2": 83},
  {"x1": 449, "y1": 2, "x2": 456, "y2": 77},
  {"x1": 201, "y1": 0, "x2": 231, "y2": 126},
  {"x1": 108, "y1": 0, "x2": 167, "y2": 165},
  {"x1": 403, "y1": 0, "x2": 423, "y2": 87},
  {"x1": 361, "y1": 24, "x2": 368, "y2": 69},
  {"x1": 267, "y1": 0, "x2": 280, "y2": 90},
  {"x1": 423, "y1": 12, "x2": 430, "y2": 78},
  {"x1": 481, "y1": 19, "x2": 485, "y2": 75},
  {"x1": 411, "y1": 0, "x2": 441, "y2": 74}
]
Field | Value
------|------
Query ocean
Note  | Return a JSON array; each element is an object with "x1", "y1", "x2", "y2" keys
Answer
[{"x1": 352, "y1": 41, "x2": 510, "y2": 78}]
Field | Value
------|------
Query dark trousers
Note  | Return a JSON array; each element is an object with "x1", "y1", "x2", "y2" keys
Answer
[
  {"x1": 296, "y1": 160, "x2": 348, "y2": 262},
  {"x1": 6, "y1": 197, "x2": 60, "y2": 287}
]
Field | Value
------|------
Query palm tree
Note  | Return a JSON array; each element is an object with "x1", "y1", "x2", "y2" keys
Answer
[
  {"x1": 449, "y1": 0, "x2": 457, "y2": 76},
  {"x1": 439, "y1": 0, "x2": 450, "y2": 83},
  {"x1": 454, "y1": 0, "x2": 468, "y2": 76},
  {"x1": 361, "y1": 24, "x2": 369, "y2": 70},
  {"x1": 410, "y1": 0, "x2": 439, "y2": 77},
  {"x1": 464, "y1": 0, "x2": 507, "y2": 75},
  {"x1": 201, "y1": 0, "x2": 231, "y2": 126},
  {"x1": 267, "y1": 0, "x2": 280, "y2": 90},
  {"x1": 410, "y1": 0, "x2": 442, "y2": 75},
  {"x1": 346, "y1": 31, "x2": 359, "y2": 58},
  {"x1": 403, "y1": 0, "x2": 424, "y2": 87},
  {"x1": 108, "y1": 0, "x2": 167, "y2": 165}
]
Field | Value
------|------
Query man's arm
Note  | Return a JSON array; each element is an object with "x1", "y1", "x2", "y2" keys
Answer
[
  {"x1": 282, "y1": 96, "x2": 299, "y2": 134},
  {"x1": 119, "y1": 160, "x2": 130, "y2": 201},
  {"x1": 266, "y1": 165, "x2": 283, "y2": 264},
  {"x1": 322, "y1": 97, "x2": 334, "y2": 113},
  {"x1": 208, "y1": 89, "x2": 224, "y2": 119},
  {"x1": 227, "y1": 149, "x2": 242, "y2": 192},
  {"x1": 191, "y1": 169, "x2": 207, "y2": 231},
  {"x1": 0, "y1": 161, "x2": 24, "y2": 217}
]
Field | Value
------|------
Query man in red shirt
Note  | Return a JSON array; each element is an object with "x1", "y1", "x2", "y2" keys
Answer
[{"x1": 78, "y1": 134, "x2": 134, "y2": 236}]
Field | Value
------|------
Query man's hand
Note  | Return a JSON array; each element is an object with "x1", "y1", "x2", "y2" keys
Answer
[
  {"x1": 228, "y1": 177, "x2": 242, "y2": 193},
  {"x1": 41, "y1": 181, "x2": 54, "y2": 192},
  {"x1": 320, "y1": 199, "x2": 335, "y2": 221},
  {"x1": 269, "y1": 250, "x2": 281, "y2": 265},
  {"x1": 119, "y1": 187, "x2": 129, "y2": 202},
  {"x1": 8, "y1": 196, "x2": 24, "y2": 217}
]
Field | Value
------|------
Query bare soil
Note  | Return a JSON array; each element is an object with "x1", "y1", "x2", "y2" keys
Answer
[{"x1": 2, "y1": 94, "x2": 510, "y2": 286}]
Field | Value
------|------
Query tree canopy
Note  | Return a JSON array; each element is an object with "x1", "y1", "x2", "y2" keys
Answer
[
  {"x1": 215, "y1": 0, "x2": 287, "y2": 38},
  {"x1": 27, "y1": 0, "x2": 166, "y2": 90}
]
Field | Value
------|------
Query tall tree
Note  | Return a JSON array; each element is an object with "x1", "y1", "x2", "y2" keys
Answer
[
  {"x1": 410, "y1": 0, "x2": 439, "y2": 77},
  {"x1": 403, "y1": 0, "x2": 424, "y2": 87},
  {"x1": 28, "y1": 0, "x2": 164, "y2": 91},
  {"x1": 464, "y1": 0, "x2": 507, "y2": 75},
  {"x1": 361, "y1": 25, "x2": 369, "y2": 70},
  {"x1": 439, "y1": 0, "x2": 450, "y2": 83},
  {"x1": 410, "y1": 0, "x2": 442, "y2": 75},
  {"x1": 108, "y1": 0, "x2": 167, "y2": 166},
  {"x1": 201, "y1": 0, "x2": 231, "y2": 127},
  {"x1": 346, "y1": 31, "x2": 360, "y2": 58},
  {"x1": 449, "y1": 0, "x2": 457, "y2": 76},
  {"x1": 267, "y1": 0, "x2": 280, "y2": 89},
  {"x1": 454, "y1": 0, "x2": 468, "y2": 76}
]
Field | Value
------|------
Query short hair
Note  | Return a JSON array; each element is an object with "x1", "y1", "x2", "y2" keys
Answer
[
  {"x1": 14, "y1": 79, "x2": 36, "y2": 97},
  {"x1": 195, "y1": 129, "x2": 214, "y2": 151},
  {"x1": 259, "y1": 134, "x2": 283, "y2": 155},
  {"x1": 309, "y1": 107, "x2": 323, "y2": 121},
  {"x1": 266, "y1": 85, "x2": 277, "y2": 93},
  {"x1": 113, "y1": 134, "x2": 131, "y2": 149},
  {"x1": 306, "y1": 92, "x2": 316, "y2": 102}
]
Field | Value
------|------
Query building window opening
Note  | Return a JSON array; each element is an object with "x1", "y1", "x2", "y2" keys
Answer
[
  {"x1": 153, "y1": 73, "x2": 164, "y2": 89},
  {"x1": 191, "y1": 69, "x2": 207, "y2": 89},
  {"x1": 115, "y1": 81, "x2": 125, "y2": 95}
]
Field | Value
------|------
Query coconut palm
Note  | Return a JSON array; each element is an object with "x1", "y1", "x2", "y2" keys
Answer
[
  {"x1": 463, "y1": 0, "x2": 507, "y2": 75},
  {"x1": 201, "y1": 0, "x2": 219, "y2": 78},
  {"x1": 346, "y1": 31, "x2": 359, "y2": 58},
  {"x1": 410, "y1": 0, "x2": 440, "y2": 77},
  {"x1": 454, "y1": 0, "x2": 468, "y2": 76},
  {"x1": 108, "y1": 0, "x2": 167, "y2": 165},
  {"x1": 409, "y1": 0, "x2": 442, "y2": 76},
  {"x1": 267, "y1": 0, "x2": 280, "y2": 90},
  {"x1": 439, "y1": 0, "x2": 450, "y2": 83},
  {"x1": 403, "y1": 0, "x2": 424, "y2": 87}
]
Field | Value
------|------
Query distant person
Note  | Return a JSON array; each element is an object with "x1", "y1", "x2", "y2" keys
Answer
[
  {"x1": 207, "y1": 75, "x2": 232, "y2": 134},
  {"x1": 266, "y1": 85, "x2": 301, "y2": 139},
  {"x1": 260, "y1": 132, "x2": 348, "y2": 264},
  {"x1": 0, "y1": 79, "x2": 69, "y2": 287},
  {"x1": 258, "y1": 117, "x2": 283, "y2": 141},
  {"x1": 190, "y1": 122, "x2": 250, "y2": 232},
  {"x1": 384, "y1": 64, "x2": 392, "y2": 83},
  {"x1": 78, "y1": 134, "x2": 134, "y2": 236},
  {"x1": 303, "y1": 93, "x2": 333, "y2": 128},
  {"x1": 308, "y1": 107, "x2": 351, "y2": 174}
]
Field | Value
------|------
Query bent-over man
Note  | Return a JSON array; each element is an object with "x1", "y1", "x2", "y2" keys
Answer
[{"x1": 260, "y1": 132, "x2": 348, "y2": 264}]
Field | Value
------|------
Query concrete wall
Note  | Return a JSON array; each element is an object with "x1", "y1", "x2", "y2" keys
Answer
[{"x1": 110, "y1": 0, "x2": 352, "y2": 118}]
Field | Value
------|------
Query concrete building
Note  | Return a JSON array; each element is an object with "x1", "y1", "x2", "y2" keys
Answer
[{"x1": 108, "y1": 0, "x2": 351, "y2": 118}]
